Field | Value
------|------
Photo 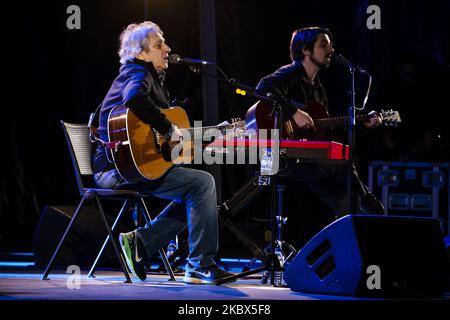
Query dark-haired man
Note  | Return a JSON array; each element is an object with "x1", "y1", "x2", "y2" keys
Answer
[{"x1": 255, "y1": 27, "x2": 384, "y2": 217}]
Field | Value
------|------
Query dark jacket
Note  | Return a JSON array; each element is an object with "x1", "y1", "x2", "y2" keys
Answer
[
  {"x1": 93, "y1": 58, "x2": 172, "y2": 173},
  {"x1": 255, "y1": 61, "x2": 328, "y2": 121}
]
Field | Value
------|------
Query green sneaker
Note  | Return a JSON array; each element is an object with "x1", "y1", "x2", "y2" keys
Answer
[{"x1": 119, "y1": 231, "x2": 147, "y2": 281}]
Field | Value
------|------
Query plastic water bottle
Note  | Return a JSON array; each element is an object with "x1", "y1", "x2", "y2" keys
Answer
[
  {"x1": 166, "y1": 239, "x2": 177, "y2": 258},
  {"x1": 273, "y1": 270, "x2": 284, "y2": 287}
]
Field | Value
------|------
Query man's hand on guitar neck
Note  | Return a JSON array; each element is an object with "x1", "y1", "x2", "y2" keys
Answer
[
  {"x1": 292, "y1": 109, "x2": 314, "y2": 130},
  {"x1": 364, "y1": 110, "x2": 382, "y2": 128}
]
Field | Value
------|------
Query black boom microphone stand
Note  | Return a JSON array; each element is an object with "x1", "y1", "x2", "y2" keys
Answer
[
  {"x1": 332, "y1": 53, "x2": 373, "y2": 213},
  {"x1": 169, "y1": 54, "x2": 299, "y2": 285}
]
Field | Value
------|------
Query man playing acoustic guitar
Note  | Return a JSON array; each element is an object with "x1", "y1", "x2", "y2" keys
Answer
[
  {"x1": 255, "y1": 26, "x2": 385, "y2": 218},
  {"x1": 92, "y1": 21, "x2": 233, "y2": 284}
]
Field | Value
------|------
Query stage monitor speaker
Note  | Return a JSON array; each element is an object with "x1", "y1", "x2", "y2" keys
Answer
[
  {"x1": 32, "y1": 205, "x2": 127, "y2": 268},
  {"x1": 284, "y1": 214, "x2": 449, "y2": 297}
]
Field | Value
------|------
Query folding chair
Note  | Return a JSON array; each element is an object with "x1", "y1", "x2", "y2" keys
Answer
[{"x1": 41, "y1": 121, "x2": 176, "y2": 283}]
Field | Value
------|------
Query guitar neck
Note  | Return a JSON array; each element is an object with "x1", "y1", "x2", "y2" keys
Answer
[
  {"x1": 314, "y1": 114, "x2": 367, "y2": 129},
  {"x1": 180, "y1": 123, "x2": 240, "y2": 140}
]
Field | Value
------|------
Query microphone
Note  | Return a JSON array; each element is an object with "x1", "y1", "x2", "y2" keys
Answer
[
  {"x1": 168, "y1": 54, "x2": 214, "y2": 66},
  {"x1": 332, "y1": 53, "x2": 367, "y2": 73}
]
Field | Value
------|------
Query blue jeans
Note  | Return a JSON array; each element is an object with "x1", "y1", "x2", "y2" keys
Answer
[{"x1": 94, "y1": 166, "x2": 218, "y2": 269}]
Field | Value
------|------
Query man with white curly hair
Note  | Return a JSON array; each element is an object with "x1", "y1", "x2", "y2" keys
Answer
[{"x1": 92, "y1": 21, "x2": 233, "y2": 284}]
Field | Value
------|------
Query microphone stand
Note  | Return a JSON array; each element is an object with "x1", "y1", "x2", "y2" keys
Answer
[
  {"x1": 185, "y1": 60, "x2": 298, "y2": 285},
  {"x1": 214, "y1": 75, "x2": 295, "y2": 286},
  {"x1": 334, "y1": 53, "x2": 372, "y2": 214},
  {"x1": 347, "y1": 66, "x2": 357, "y2": 213}
]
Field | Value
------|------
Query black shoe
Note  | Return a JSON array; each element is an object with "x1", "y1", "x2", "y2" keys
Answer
[
  {"x1": 119, "y1": 231, "x2": 147, "y2": 281},
  {"x1": 361, "y1": 190, "x2": 385, "y2": 215},
  {"x1": 183, "y1": 264, "x2": 236, "y2": 284}
]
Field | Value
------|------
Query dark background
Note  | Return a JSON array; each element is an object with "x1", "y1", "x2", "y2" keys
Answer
[{"x1": 2, "y1": 0, "x2": 450, "y2": 257}]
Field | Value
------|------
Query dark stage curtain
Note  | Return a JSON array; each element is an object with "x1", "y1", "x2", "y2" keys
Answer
[{"x1": 2, "y1": 0, "x2": 449, "y2": 252}]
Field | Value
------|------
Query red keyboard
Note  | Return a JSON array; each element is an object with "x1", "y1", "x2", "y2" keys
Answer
[{"x1": 203, "y1": 139, "x2": 349, "y2": 160}]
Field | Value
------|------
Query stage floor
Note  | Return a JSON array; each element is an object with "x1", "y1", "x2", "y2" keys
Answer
[
  {"x1": 1, "y1": 268, "x2": 449, "y2": 320},
  {"x1": 0, "y1": 269, "x2": 360, "y2": 301},
  {"x1": 0, "y1": 268, "x2": 449, "y2": 302}
]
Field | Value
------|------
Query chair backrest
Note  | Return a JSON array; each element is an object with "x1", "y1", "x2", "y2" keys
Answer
[{"x1": 60, "y1": 121, "x2": 94, "y2": 195}]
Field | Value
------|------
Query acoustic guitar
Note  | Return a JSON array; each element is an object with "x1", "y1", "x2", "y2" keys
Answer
[
  {"x1": 245, "y1": 100, "x2": 401, "y2": 140},
  {"x1": 107, "y1": 105, "x2": 245, "y2": 182}
]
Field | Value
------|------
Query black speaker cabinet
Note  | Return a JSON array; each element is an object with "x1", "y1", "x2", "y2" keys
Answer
[
  {"x1": 284, "y1": 214, "x2": 449, "y2": 297},
  {"x1": 32, "y1": 205, "x2": 127, "y2": 268}
]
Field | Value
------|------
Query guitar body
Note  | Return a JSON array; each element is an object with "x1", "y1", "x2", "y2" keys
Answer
[
  {"x1": 108, "y1": 105, "x2": 193, "y2": 182},
  {"x1": 245, "y1": 101, "x2": 329, "y2": 140}
]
